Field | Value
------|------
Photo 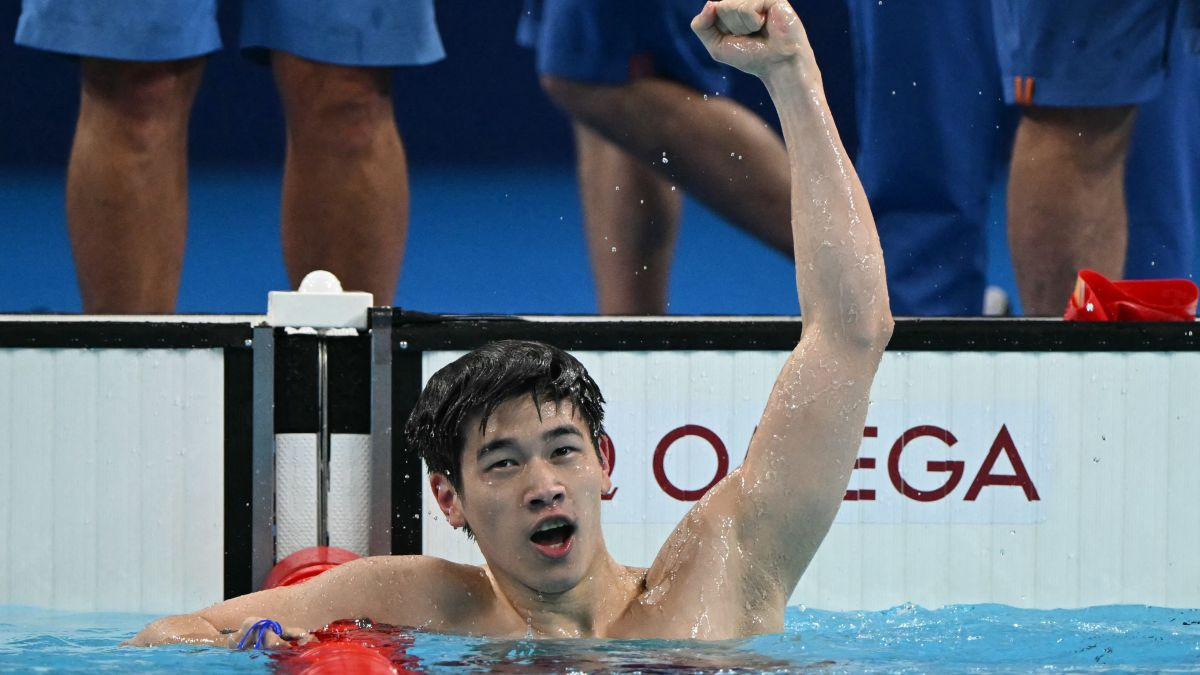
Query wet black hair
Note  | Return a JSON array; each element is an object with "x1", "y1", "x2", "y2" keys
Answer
[{"x1": 405, "y1": 340, "x2": 607, "y2": 492}]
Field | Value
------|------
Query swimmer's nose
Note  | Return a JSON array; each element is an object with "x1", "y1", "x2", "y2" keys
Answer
[{"x1": 524, "y1": 464, "x2": 566, "y2": 510}]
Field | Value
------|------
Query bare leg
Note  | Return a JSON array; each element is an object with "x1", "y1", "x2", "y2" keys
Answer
[
  {"x1": 1007, "y1": 105, "x2": 1136, "y2": 315},
  {"x1": 575, "y1": 123, "x2": 682, "y2": 314},
  {"x1": 272, "y1": 53, "x2": 408, "y2": 304},
  {"x1": 68, "y1": 57, "x2": 203, "y2": 313},
  {"x1": 542, "y1": 76, "x2": 792, "y2": 256}
]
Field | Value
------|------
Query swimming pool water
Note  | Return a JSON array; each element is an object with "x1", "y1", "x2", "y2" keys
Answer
[{"x1": 3, "y1": 603, "x2": 1198, "y2": 673}]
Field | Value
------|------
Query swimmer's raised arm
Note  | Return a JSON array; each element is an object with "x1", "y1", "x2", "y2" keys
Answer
[
  {"x1": 700, "y1": 0, "x2": 891, "y2": 585},
  {"x1": 126, "y1": 555, "x2": 494, "y2": 646},
  {"x1": 643, "y1": 0, "x2": 891, "y2": 628}
]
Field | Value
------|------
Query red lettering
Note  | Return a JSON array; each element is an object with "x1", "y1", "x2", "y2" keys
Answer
[
  {"x1": 599, "y1": 433, "x2": 618, "y2": 500},
  {"x1": 653, "y1": 425, "x2": 729, "y2": 501},
  {"x1": 633, "y1": 423, "x2": 1038, "y2": 505},
  {"x1": 964, "y1": 424, "x2": 1040, "y2": 501},
  {"x1": 844, "y1": 426, "x2": 878, "y2": 501},
  {"x1": 888, "y1": 425, "x2": 964, "y2": 502}
]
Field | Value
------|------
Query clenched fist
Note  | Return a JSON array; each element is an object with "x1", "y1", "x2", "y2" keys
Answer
[{"x1": 691, "y1": 0, "x2": 815, "y2": 79}]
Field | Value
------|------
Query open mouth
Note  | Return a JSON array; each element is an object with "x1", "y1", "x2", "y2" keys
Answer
[{"x1": 530, "y1": 518, "x2": 576, "y2": 558}]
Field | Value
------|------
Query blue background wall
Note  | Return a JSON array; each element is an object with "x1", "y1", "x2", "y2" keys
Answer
[{"x1": 0, "y1": 2, "x2": 900, "y2": 315}]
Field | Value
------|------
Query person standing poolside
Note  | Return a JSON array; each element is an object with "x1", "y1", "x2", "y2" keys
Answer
[
  {"x1": 996, "y1": 0, "x2": 1200, "y2": 314},
  {"x1": 845, "y1": 0, "x2": 1198, "y2": 316},
  {"x1": 14, "y1": 1, "x2": 444, "y2": 312},
  {"x1": 128, "y1": 0, "x2": 893, "y2": 645},
  {"x1": 518, "y1": 0, "x2": 793, "y2": 315}
]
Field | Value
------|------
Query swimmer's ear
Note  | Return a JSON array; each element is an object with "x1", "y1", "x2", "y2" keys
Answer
[
  {"x1": 597, "y1": 436, "x2": 614, "y2": 495},
  {"x1": 430, "y1": 473, "x2": 467, "y2": 529}
]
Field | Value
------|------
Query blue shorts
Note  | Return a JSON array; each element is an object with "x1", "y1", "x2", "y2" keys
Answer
[
  {"x1": 991, "y1": 0, "x2": 1196, "y2": 106},
  {"x1": 848, "y1": 0, "x2": 1198, "y2": 315},
  {"x1": 517, "y1": 0, "x2": 731, "y2": 95},
  {"x1": 15, "y1": 0, "x2": 445, "y2": 66}
]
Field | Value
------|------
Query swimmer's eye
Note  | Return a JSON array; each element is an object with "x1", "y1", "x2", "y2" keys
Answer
[{"x1": 486, "y1": 458, "x2": 518, "y2": 471}]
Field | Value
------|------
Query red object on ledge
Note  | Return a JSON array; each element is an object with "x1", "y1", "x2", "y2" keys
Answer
[
  {"x1": 1063, "y1": 269, "x2": 1198, "y2": 322},
  {"x1": 263, "y1": 546, "x2": 362, "y2": 590}
]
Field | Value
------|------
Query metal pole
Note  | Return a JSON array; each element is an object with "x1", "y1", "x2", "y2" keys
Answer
[
  {"x1": 316, "y1": 337, "x2": 330, "y2": 547},
  {"x1": 369, "y1": 315, "x2": 393, "y2": 555},
  {"x1": 250, "y1": 325, "x2": 276, "y2": 591}
]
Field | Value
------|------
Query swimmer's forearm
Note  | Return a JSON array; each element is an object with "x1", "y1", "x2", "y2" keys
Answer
[
  {"x1": 125, "y1": 613, "x2": 224, "y2": 647},
  {"x1": 765, "y1": 62, "x2": 891, "y2": 340}
]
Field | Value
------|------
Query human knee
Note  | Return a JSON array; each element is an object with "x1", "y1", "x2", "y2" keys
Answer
[
  {"x1": 1020, "y1": 105, "x2": 1137, "y2": 172},
  {"x1": 540, "y1": 75, "x2": 620, "y2": 124},
  {"x1": 79, "y1": 58, "x2": 202, "y2": 142},
  {"x1": 277, "y1": 58, "x2": 396, "y2": 155},
  {"x1": 544, "y1": 74, "x2": 696, "y2": 140}
]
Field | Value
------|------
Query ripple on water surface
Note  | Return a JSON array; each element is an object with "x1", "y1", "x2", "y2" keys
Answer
[{"x1": 2, "y1": 604, "x2": 1198, "y2": 673}]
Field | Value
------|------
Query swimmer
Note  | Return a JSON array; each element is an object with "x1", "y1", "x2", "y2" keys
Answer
[{"x1": 128, "y1": 0, "x2": 892, "y2": 645}]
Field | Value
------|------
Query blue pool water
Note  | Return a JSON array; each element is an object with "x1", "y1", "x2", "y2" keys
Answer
[{"x1": 3, "y1": 604, "x2": 1198, "y2": 673}]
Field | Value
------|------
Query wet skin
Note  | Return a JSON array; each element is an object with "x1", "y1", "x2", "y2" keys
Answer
[
  {"x1": 435, "y1": 398, "x2": 614, "y2": 597},
  {"x1": 426, "y1": 397, "x2": 784, "y2": 639}
]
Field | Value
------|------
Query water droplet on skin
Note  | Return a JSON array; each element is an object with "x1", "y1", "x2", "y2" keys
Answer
[
  {"x1": 703, "y1": 94, "x2": 709, "y2": 101},
  {"x1": 670, "y1": 186, "x2": 676, "y2": 191},
  {"x1": 611, "y1": 246, "x2": 617, "y2": 253}
]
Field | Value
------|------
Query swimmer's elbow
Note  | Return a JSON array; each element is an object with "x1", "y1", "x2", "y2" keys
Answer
[
  {"x1": 851, "y1": 297, "x2": 894, "y2": 353},
  {"x1": 812, "y1": 305, "x2": 893, "y2": 353},
  {"x1": 868, "y1": 312, "x2": 895, "y2": 351}
]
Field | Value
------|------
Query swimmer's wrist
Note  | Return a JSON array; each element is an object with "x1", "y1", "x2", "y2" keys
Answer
[{"x1": 762, "y1": 60, "x2": 822, "y2": 97}]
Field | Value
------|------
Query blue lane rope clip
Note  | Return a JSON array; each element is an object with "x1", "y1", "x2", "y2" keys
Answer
[{"x1": 236, "y1": 619, "x2": 283, "y2": 650}]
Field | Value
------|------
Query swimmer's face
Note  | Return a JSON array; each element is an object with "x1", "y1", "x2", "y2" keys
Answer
[{"x1": 431, "y1": 396, "x2": 612, "y2": 594}]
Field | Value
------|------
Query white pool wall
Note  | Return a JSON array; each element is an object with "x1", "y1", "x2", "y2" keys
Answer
[{"x1": 0, "y1": 348, "x2": 225, "y2": 614}]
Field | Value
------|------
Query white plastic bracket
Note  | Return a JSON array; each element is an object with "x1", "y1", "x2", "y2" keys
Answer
[{"x1": 266, "y1": 270, "x2": 373, "y2": 331}]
